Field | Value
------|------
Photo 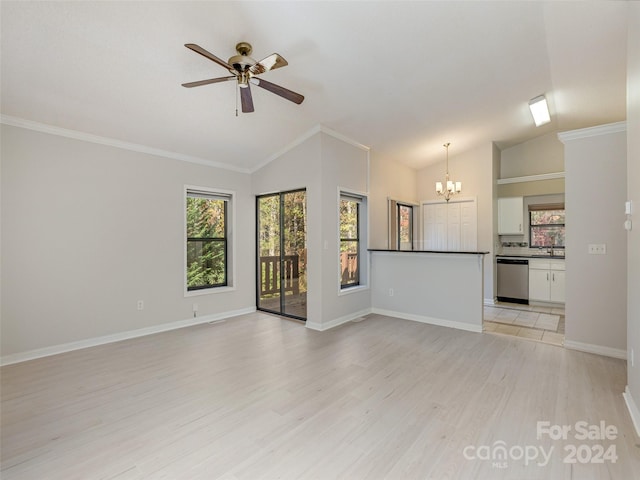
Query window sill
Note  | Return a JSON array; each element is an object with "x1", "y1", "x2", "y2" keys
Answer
[
  {"x1": 338, "y1": 284, "x2": 369, "y2": 296},
  {"x1": 185, "y1": 286, "x2": 236, "y2": 297}
]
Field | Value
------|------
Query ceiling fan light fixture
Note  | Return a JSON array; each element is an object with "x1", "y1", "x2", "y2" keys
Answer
[
  {"x1": 182, "y1": 41, "x2": 304, "y2": 114},
  {"x1": 529, "y1": 94, "x2": 551, "y2": 126},
  {"x1": 238, "y1": 73, "x2": 250, "y2": 88}
]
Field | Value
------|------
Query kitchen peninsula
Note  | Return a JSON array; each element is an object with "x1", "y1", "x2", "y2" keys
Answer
[{"x1": 369, "y1": 249, "x2": 489, "y2": 333}]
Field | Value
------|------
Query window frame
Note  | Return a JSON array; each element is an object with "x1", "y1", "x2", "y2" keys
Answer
[
  {"x1": 339, "y1": 194, "x2": 361, "y2": 289},
  {"x1": 528, "y1": 204, "x2": 566, "y2": 249},
  {"x1": 397, "y1": 202, "x2": 414, "y2": 251},
  {"x1": 184, "y1": 185, "x2": 235, "y2": 297}
]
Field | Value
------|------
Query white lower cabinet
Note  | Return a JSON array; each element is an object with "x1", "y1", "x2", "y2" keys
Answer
[{"x1": 529, "y1": 259, "x2": 565, "y2": 303}]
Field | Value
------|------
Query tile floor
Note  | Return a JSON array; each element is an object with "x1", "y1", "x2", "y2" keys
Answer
[{"x1": 483, "y1": 302, "x2": 565, "y2": 347}]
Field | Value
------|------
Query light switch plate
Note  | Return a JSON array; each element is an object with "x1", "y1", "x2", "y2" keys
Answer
[{"x1": 588, "y1": 244, "x2": 606, "y2": 254}]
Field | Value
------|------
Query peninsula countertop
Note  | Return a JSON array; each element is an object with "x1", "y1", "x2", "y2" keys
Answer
[{"x1": 369, "y1": 249, "x2": 490, "y2": 255}]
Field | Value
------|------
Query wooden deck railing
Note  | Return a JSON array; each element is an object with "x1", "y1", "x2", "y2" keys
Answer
[
  {"x1": 340, "y1": 252, "x2": 359, "y2": 285},
  {"x1": 260, "y1": 255, "x2": 300, "y2": 296}
]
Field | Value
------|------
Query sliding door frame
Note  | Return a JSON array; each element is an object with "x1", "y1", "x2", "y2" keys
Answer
[{"x1": 255, "y1": 188, "x2": 307, "y2": 321}]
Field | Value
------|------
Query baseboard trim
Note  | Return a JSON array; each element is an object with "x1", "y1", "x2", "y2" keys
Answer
[
  {"x1": 484, "y1": 298, "x2": 496, "y2": 306},
  {"x1": 0, "y1": 307, "x2": 256, "y2": 366},
  {"x1": 306, "y1": 308, "x2": 372, "y2": 332},
  {"x1": 623, "y1": 386, "x2": 640, "y2": 438},
  {"x1": 371, "y1": 308, "x2": 483, "y2": 333},
  {"x1": 563, "y1": 340, "x2": 627, "y2": 360}
]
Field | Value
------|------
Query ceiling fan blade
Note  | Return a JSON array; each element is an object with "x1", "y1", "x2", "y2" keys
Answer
[
  {"x1": 185, "y1": 43, "x2": 233, "y2": 71},
  {"x1": 252, "y1": 78, "x2": 304, "y2": 105},
  {"x1": 249, "y1": 53, "x2": 288, "y2": 75},
  {"x1": 182, "y1": 76, "x2": 236, "y2": 88},
  {"x1": 240, "y1": 85, "x2": 254, "y2": 113}
]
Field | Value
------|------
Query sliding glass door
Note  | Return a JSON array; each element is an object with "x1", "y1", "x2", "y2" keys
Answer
[{"x1": 256, "y1": 189, "x2": 307, "y2": 320}]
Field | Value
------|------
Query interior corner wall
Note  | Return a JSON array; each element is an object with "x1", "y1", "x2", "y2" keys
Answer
[
  {"x1": 416, "y1": 143, "x2": 496, "y2": 302},
  {"x1": 1, "y1": 124, "x2": 255, "y2": 360},
  {"x1": 626, "y1": 1, "x2": 640, "y2": 419},
  {"x1": 368, "y1": 152, "x2": 418, "y2": 249},
  {"x1": 318, "y1": 133, "x2": 370, "y2": 326},
  {"x1": 563, "y1": 125, "x2": 627, "y2": 354},
  {"x1": 251, "y1": 132, "x2": 323, "y2": 326},
  {"x1": 251, "y1": 130, "x2": 369, "y2": 329}
]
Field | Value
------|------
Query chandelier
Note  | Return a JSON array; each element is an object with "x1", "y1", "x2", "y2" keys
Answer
[{"x1": 435, "y1": 142, "x2": 461, "y2": 202}]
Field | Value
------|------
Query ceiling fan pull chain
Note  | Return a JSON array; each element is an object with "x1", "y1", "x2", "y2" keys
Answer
[{"x1": 235, "y1": 83, "x2": 239, "y2": 117}]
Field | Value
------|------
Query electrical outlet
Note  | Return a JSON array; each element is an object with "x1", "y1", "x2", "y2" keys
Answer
[
  {"x1": 389, "y1": 288, "x2": 394, "y2": 297},
  {"x1": 137, "y1": 300, "x2": 144, "y2": 310},
  {"x1": 588, "y1": 244, "x2": 606, "y2": 255}
]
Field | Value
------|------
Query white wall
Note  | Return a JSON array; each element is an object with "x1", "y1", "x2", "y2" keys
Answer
[
  {"x1": 1, "y1": 125, "x2": 255, "y2": 361},
  {"x1": 371, "y1": 251, "x2": 484, "y2": 332},
  {"x1": 625, "y1": 1, "x2": 640, "y2": 433},
  {"x1": 417, "y1": 143, "x2": 496, "y2": 302},
  {"x1": 500, "y1": 132, "x2": 564, "y2": 178},
  {"x1": 368, "y1": 152, "x2": 418, "y2": 249},
  {"x1": 560, "y1": 123, "x2": 627, "y2": 357},
  {"x1": 319, "y1": 133, "x2": 370, "y2": 328},
  {"x1": 252, "y1": 129, "x2": 370, "y2": 330}
]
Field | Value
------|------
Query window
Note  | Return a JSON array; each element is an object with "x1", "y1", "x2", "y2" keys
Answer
[
  {"x1": 388, "y1": 199, "x2": 415, "y2": 251},
  {"x1": 529, "y1": 204, "x2": 565, "y2": 248},
  {"x1": 397, "y1": 203, "x2": 414, "y2": 250},
  {"x1": 186, "y1": 188, "x2": 232, "y2": 291},
  {"x1": 340, "y1": 194, "x2": 360, "y2": 288}
]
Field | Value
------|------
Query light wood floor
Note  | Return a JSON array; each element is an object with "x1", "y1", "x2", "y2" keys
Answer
[{"x1": 2, "y1": 312, "x2": 639, "y2": 479}]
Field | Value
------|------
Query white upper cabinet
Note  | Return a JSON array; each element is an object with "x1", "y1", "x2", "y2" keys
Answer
[{"x1": 498, "y1": 197, "x2": 524, "y2": 235}]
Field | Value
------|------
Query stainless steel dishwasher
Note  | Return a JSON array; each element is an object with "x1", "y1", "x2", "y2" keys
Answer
[{"x1": 496, "y1": 257, "x2": 529, "y2": 304}]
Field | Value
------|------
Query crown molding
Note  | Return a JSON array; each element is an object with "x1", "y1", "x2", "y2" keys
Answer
[
  {"x1": 319, "y1": 124, "x2": 370, "y2": 152},
  {"x1": 1, "y1": 115, "x2": 370, "y2": 175},
  {"x1": 558, "y1": 121, "x2": 627, "y2": 144},
  {"x1": 251, "y1": 123, "x2": 370, "y2": 173},
  {"x1": 497, "y1": 172, "x2": 565, "y2": 185},
  {"x1": 0, "y1": 114, "x2": 251, "y2": 174}
]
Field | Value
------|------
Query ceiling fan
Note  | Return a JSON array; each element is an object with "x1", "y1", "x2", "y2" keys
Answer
[{"x1": 182, "y1": 42, "x2": 304, "y2": 113}]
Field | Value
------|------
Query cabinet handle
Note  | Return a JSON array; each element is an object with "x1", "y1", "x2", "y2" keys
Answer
[
  {"x1": 519, "y1": 223, "x2": 522, "y2": 232},
  {"x1": 547, "y1": 273, "x2": 549, "y2": 281},
  {"x1": 552, "y1": 273, "x2": 555, "y2": 282}
]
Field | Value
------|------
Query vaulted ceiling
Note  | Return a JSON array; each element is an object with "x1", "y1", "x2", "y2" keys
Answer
[{"x1": 0, "y1": 1, "x2": 628, "y2": 172}]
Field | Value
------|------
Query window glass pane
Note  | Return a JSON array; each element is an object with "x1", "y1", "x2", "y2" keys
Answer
[
  {"x1": 531, "y1": 209, "x2": 565, "y2": 226},
  {"x1": 187, "y1": 239, "x2": 226, "y2": 288},
  {"x1": 340, "y1": 240, "x2": 359, "y2": 287},
  {"x1": 531, "y1": 226, "x2": 565, "y2": 247},
  {"x1": 398, "y1": 204, "x2": 412, "y2": 249},
  {"x1": 340, "y1": 200, "x2": 359, "y2": 239},
  {"x1": 187, "y1": 197, "x2": 225, "y2": 238}
]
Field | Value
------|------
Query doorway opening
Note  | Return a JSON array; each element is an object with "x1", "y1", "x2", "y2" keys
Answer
[{"x1": 256, "y1": 189, "x2": 307, "y2": 320}]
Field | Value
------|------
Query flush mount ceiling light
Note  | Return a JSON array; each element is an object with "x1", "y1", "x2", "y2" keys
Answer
[
  {"x1": 435, "y1": 142, "x2": 461, "y2": 202},
  {"x1": 529, "y1": 94, "x2": 551, "y2": 127}
]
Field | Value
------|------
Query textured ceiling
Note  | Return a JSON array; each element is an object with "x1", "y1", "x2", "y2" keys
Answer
[{"x1": 0, "y1": 1, "x2": 629, "y2": 172}]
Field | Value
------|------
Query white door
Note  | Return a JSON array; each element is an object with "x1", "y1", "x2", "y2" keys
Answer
[
  {"x1": 460, "y1": 200, "x2": 478, "y2": 251},
  {"x1": 422, "y1": 198, "x2": 477, "y2": 251},
  {"x1": 447, "y1": 203, "x2": 461, "y2": 251}
]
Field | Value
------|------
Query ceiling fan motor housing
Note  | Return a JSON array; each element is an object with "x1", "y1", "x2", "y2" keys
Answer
[{"x1": 229, "y1": 42, "x2": 256, "y2": 73}]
